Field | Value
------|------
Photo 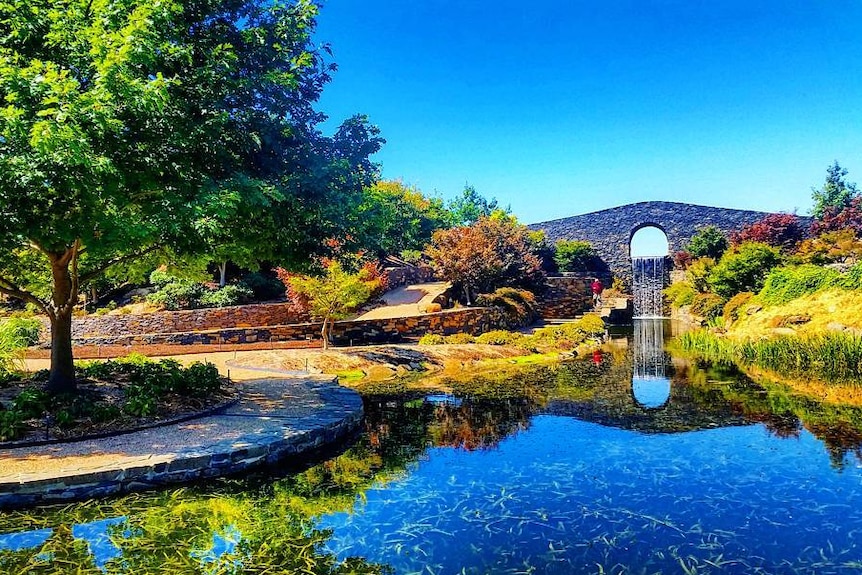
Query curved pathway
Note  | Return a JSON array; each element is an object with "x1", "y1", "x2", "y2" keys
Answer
[{"x1": 0, "y1": 375, "x2": 363, "y2": 509}]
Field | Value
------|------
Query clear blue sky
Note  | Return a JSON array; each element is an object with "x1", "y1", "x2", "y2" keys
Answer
[{"x1": 314, "y1": 1, "x2": 862, "y2": 224}]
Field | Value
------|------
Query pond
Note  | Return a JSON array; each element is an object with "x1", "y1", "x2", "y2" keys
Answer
[{"x1": 3, "y1": 319, "x2": 862, "y2": 574}]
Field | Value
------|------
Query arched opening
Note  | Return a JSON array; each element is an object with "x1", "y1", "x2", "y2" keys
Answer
[
  {"x1": 630, "y1": 226, "x2": 669, "y2": 318},
  {"x1": 630, "y1": 225, "x2": 669, "y2": 257}
]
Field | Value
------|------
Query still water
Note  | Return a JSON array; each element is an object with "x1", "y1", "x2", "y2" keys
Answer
[{"x1": 2, "y1": 320, "x2": 862, "y2": 574}]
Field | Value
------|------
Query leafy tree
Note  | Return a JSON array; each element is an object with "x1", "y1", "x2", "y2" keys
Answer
[
  {"x1": 686, "y1": 226, "x2": 729, "y2": 260},
  {"x1": 810, "y1": 196, "x2": 862, "y2": 237},
  {"x1": 447, "y1": 185, "x2": 508, "y2": 226},
  {"x1": 553, "y1": 240, "x2": 595, "y2": 272},
  {"x1": 426, "y1": 216, "x2": 544, "y2": 305},
  {"x1": 811, "y1": 161, "x2": 859, "y2": 219},
  {"x1": 730, "y1": 213, "x2": 804, "y2": 252},
  {"x1": 793, "y1": 228, "x2": 862, "y2": 265},
  {"x1": 0, "y1": 0, "x2": 379, "y2": 392},
  {"x1": 351, "y1": 180, "x2": 452, "y2": 257},
  {"x1": 707, "y1": 242, "x2": 782, "y2": 299},
  {"x1": 288, "y1": 261, "x2": 377, "y2": 349}
]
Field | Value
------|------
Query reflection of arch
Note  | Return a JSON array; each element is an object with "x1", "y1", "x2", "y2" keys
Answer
[{"x1": 631, "y1": 377, "x2": 671, "y2": 409}]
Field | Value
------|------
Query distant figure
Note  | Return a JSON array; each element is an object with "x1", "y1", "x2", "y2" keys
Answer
[
  {"x1": 592, "y1": 349, "x2": 603, "y2": 367},
  {"x1": 591, "y1": 277, "x2": 604, "y2": 309}
]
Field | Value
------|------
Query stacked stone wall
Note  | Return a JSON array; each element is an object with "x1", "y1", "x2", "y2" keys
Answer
[
  {"x1": 67, "y1": 302, "x2": 308, "y2": 338},
  {"x1": 531, "y1": 201, "x2": 811, "y2": 285},
  {"x1": 538, "y1": 275, "x2": 601, "y2": 319},
  {"x1": 384, "y1": 265, "x2": 436, "y2": 290},
  {"x1": 71, "y1": 307, "x2": 509, "y2": 347}
]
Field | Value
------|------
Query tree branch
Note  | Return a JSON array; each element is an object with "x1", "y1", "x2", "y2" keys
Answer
[
  {"x1": 0, "y1": 275, "x2": 46, "y2": 310},
  {"x1": 78, "y1": 245, "x2": 163, "y2": 284}
]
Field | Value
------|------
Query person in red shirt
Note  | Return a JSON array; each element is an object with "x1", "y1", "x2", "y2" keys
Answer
[{"x1": 591, "y1": 277, "x2": 604, "y2": 309}]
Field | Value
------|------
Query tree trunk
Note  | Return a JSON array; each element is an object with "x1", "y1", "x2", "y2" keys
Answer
[
  {"x1": 46, "y1": 245, "x2": 79, "y2": 394},
  {"x1": 48, "y1": 308, "x2": 75, "y2": 394},
  {"x1": 321, "y1": 317, "x2": 330, "y2": 350},
  {"x1": 218, "y1": 261, "x2": 227, "y2": 288}
]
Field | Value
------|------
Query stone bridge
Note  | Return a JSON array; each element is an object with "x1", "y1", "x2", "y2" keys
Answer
[{"x1": 531, "y1": 201, "x2": 806, "y2": 282}]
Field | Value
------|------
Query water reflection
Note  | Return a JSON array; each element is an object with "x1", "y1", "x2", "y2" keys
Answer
[{"x1": 6, "y1": 331, "x2": 862, "y2": 573}]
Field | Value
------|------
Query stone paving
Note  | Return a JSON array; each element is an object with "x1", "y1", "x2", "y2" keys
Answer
[{"x1": 0, "y1": 375, "x2": 363, "y2": 509}]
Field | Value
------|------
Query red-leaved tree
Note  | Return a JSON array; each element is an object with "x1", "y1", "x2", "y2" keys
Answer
[
  {"x1": 811, "y1": 196, "x2": 862, "y2": 237},
  {"x1": 730, "y1": 214, "x2": 804, "y2": 252}
]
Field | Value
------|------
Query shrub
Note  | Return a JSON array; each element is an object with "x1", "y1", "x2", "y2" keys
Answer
[
  {"x1": 839, "y1": 262, "x2": 862, "y2": 290},
  {"x1": 445, "y1": 333, "x2": 476, "y2": 344},
  {"x1": 758, "y1": 265, "x2": 841, "y2": 307},
  {"x1": 418, "y1": 334, "x2": 446, "y2": 345},
  {"x1": 399, "y1": 250, "x2": 423, "y2": 265},
  {"x1": 730, "y1": 213, "x2": 804, "y2": 252},
  {"x1": 663, "y1": 282, "x2": 697, "y2": 309},
  {"x1": 3, "y1": 316, "x2": 42, "y2": 346},
  {"x1": 0, "y1": 410, "x2": 24, "y2": 441},
  {"x1": 793, "y1": 229, "x2": 862, "y2": 265},
  {"x1": 475, "y1": 330, "x2": 524, "y2": 345},
  {"x1": 811, "y1": 196, "x2": 862, "y2": 237},
  {"x1": 12, "y1": 388, "x2": 51, "y2": 418},
  {"x1": 240, "y1": 272, "x2": 287, "y2": 301},
  {"x1": 575, "y1": 314, "x2": 606, "y2": 335},
  {"x1": 147, "y1": 279, "x2": 207, "y2": 310},
  {"x1": 198, "y1": 284, "x2": 254, "y2": 308},
  {"x1": 707, "y1": 242, "x2": 782, "y2": 299},
  {"x1": 685, "y1": 257, "x2": 715, "y2": 292},
  {"x1": 553, "y1": 240, "x2": 595, "y2": 272},
  {"x1": 476, "y1": 287, "x2": 537, "y2": 325},
  {"x1": 690, "y1": 293, "x2": 726, "y2": 320},
  {"x1": 0, "y1": 320, "x2": 28, "y2": 376},
  {"x1": 673, "y1": 250, "x2": 693, "y2": 270},
  {"x1": 686, "y1": 226, "x2": 728, "y2": 260},
  {"x1": 723, "y1": 292, "x2": 754, "y2": 324}
]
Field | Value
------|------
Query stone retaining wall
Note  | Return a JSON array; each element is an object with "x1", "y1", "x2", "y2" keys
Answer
[
  {"x1": 72, "y1": 307, "x2": 509, "y2": 347},
  {"x1": 538, "y1": 275, "x2": 601, "y2": 319},
  {"x1": 67, "y1": 302, "x2": 308, "y2": 338},
  {"x1": 384, "y1": 265, "x2": 436, "y2": 290}
]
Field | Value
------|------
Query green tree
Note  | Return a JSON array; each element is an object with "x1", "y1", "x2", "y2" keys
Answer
[
  {"x1": 686, "y1": 226, "x2": 729, "y2": 260},
  {"x1": 812, "y1": 161, "x2": 859, "y2": 219},
  {"x1": 707, "y1": 242, "x2": 782, "y2": 298},
  {"x1": 447, "y1": 185, "x2": 508, "y2": 226},
  {"x1": 0, "y1": 0, "x2": 379, "y2": 392},
  {"x1": 352, "y1": 180, "x2": 452, "y2": 257},
  {"x1": 553, "y1": 240, "x2": 595, "y2": 272},
  {"x1": 289, "y1": 261, "x2": 374, "y2": 349}
]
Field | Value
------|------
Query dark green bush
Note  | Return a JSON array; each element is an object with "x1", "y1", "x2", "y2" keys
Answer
[
  {"x1": 0, "y1": 410, "x2": 24, "y2": 441},
  {"x1": 690, "y1": 292, "x2": 726, "y2": 320},
  {"x1": 147, "y1": 279, "x2": 207, "y2": 310},
  {"x1": 199, "y1": 284, "x2": 254, "y2": 308},
  {"x1": 12, "y1": 388, "x2": 50, "y2": 418},
  {"x1": 553, "y1": 240, "x2": 595, "y2": 272},
  {"x1": 707, "y1": 242, "x2": 782, "y2": 299},
  {"x1": 758, "y1": 265, "x2": 841, "y2": 307},
  {"x1": 686, "y1": 225, "x2": 728, "y2": 260},
  {"x1": 240, "y1": 272, "x2": 287, "y2": 300}
]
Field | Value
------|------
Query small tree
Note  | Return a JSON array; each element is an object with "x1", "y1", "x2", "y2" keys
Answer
[
  {"x1": 707, "y1": 243, "x2": 782, "y2": 299},
  {"x1": 730, "y1": 213, "x2": 804, "y2": 252},
  {"x1": 811, "y1": 161, "x2": 859, "y2": 219},
  {"x1": 553, "y1": 240, "x2": 595, "y2": 272},
  {"x1": 686, "y1": 226, "x2": 729, "y2": 260},
  {"x1": 288, "y1": 261, "x2": 376, "y2": 349},
  {"x1": 811, "y1": 196, "x2": 862, "y2": 237},
  {"x1": 426, "y1": 216, "x2": 544, "y2": 305}
]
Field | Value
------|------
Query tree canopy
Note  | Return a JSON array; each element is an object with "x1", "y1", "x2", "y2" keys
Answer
[
  {"x1": 811, "y1": 161, "x2": 859, "y2": 219},
  {"x1": 0, "y1": 0, "x2": 381, "y2": 391}
]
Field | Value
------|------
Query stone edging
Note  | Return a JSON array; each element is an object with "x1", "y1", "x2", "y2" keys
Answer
[
  {"x1": 0, "y1": 377, "x2": 364, "y2": 509},
  {"x1": 0, "y1": 395, "x2": 242, "y2": 450}
]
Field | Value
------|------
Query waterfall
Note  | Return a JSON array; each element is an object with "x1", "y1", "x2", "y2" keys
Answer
[{"x1": 632, "y1": 256, "x2": 665, "y2": 318}]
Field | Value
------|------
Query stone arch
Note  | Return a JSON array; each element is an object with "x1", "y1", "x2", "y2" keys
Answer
[
  {"x1": 531, "y1": 201, "x2": 810, "y2": 284},
  {"x1": 629, "y1": 222, "x2": 670, "y2": 258}
]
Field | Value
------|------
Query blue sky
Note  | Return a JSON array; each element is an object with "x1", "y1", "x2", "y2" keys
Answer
[{"x1": 314, "y1": 1, "x2": 862, "y2": 224}]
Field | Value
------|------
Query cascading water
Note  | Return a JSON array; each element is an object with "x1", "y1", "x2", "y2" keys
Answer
[
  {"x1": 633, "y1": 318, "x2": 666, "y2": 380},
  {"x1": 632, "y1": 256, "x2": 665, "y2": 318}
]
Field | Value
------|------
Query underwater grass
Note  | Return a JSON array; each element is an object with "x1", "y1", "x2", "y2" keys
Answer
[{"x1": 676, "y1": 330, "x2": 862, "y2": 384}]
